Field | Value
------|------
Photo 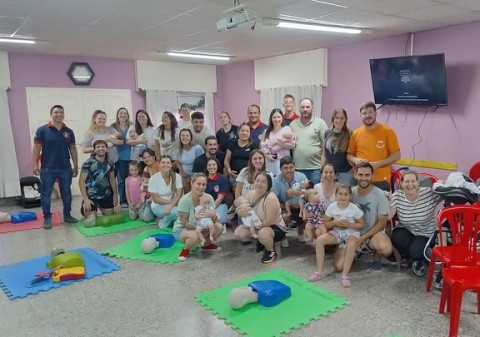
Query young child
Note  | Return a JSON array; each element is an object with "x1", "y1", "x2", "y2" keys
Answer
[
  {"x1": 129, "y1": 129, "x2": 147, "y2": 161},
  {"x1": 285, "y1": 179, "x2": 313, "y2": 227},
  {"x1": 234, "y1": 196, "x2": 262, "y2": 238},
  {"x1": 194, "y1": 194, "x2": 217, "y2": 245},
  {"x1": 303, "y1": 189, "x2": 327, "y2": 243},
  {"x1": 308, "y1": 184, "x2": 364, "y2": 288},
  {"x1": 125, "y1": 161, "x2": 144, "y2": 220}
]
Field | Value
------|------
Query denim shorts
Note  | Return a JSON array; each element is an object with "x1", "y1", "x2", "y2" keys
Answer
[{"x1": 173, "y1": 228, "x2": 184, "y2": 242}]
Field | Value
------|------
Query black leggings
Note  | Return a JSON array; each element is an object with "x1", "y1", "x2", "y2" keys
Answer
[{"x1": 391, "y1": 227, "x2": 429, "y2": 261}]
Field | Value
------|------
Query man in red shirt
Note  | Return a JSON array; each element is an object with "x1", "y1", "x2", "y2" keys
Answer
[{"x1": 282, "y1": 94, "x2": 298, "y2": 126}]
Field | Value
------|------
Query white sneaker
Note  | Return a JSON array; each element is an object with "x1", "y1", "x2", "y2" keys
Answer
[
  {"x1": 222, "y1": 224, "x2": 227, "y2": 234},
  {"x1": 298, "y1": 234, "x2": 306, "y2": 243},
  {"x1": 281, "y1": 238, "x2": 289, "y2": 248}
]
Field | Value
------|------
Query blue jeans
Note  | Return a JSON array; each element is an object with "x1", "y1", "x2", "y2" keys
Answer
[
  {"x1": 40, "y1": 168, "x2": 73, "y2": 218},
  {"x1": 144, "y1": 203, "x2": 179, "y2": 227},
  {"x1": 297, "y1": 169, "x2": 321, "y2": 185},
  {"x1": 336, "y1": 169, "x2": 355, "y2": 186},
  {"x1": 216, "y1": 203, "x2": 228, "y2": 224},
  {"x1": 116, "y1": 160, "x2": 130, "y2": 204}
]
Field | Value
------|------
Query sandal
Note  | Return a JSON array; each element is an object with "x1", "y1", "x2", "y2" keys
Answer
[
  {"x1": 308, "y1": 271, "x2": 326, "y2": 282},
  {"x1": 341, "y1": 275, "x2": 352, "y2": 288}
]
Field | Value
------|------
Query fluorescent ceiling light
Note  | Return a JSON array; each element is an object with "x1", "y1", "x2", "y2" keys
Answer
[
  {"x1": 311, "y1": 0, "x2": 348, "y2": 8},
  {"x1": 166, "y1": 52, "x2": 229, "y2": 61},
  {"x1": 0, "y1": 38, "x2": 36, "y2": 44},
  {"x1": 277, "y1": 21, "x2": 361, "y2": 34}
]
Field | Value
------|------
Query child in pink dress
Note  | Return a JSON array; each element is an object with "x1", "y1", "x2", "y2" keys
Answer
[{"x1": 125, "y1": 161, "x2": 143, "y2": 220}]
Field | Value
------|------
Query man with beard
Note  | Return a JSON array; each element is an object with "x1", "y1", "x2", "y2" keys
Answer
[
  {"x1": 187, "y1": 111, "x2": 215, "y2": 151},
  {"x1": 347, "y1": 101, "x2": 400, "y2": 191},
  {"x1": 335, "y1": 162, "x2": 392, "y2": 272},
  {"x1": 192, "y1": 136, "x2": 225, "y2": 173},
  {"x1": 290, "y1": 98, "x2": 328, "y2": 185},
  {"x1": 79, "y1": 140, "x2": 118, "y2": 220}
]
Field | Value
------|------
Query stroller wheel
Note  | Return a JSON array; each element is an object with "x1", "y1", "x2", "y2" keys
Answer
[
  {"x1": 432, "y1": 271, "x2": 443, "y2": 290},
  {"x1": 412, "y1": 261, "x2": 426, "y2": 277}
]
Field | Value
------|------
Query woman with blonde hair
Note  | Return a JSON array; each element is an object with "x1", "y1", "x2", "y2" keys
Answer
[
  {"x1": 82, "y1": 110, "x2": 123, "y2": 165},
  {"x1": 322, "y1": 108, "x2": 353, "y2": 185}
]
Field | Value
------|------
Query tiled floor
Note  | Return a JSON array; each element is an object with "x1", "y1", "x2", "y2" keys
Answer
[{"x1": 0, "y1": 197, "x2": 478, "y2": 337}]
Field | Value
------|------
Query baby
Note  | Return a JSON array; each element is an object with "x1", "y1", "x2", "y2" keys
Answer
[
  {"x1": 234, "y1": 196, "x2": 262, "y2": 238},
  {"x1": 303, "y1": 189, "x2": 327, "y2": 243},
  {"x1": 285, "y1": 179, "x2": 313, "y2": 226},
  {"x1": 129, "y1": 129, "x2": 147, "y2": 161},
  {"x1": 260, "y1": 130, "x2": 296, "y2": 159},
  {"x1": 194, "y1": 194, "x2": 217, "y2": 245},
  {"x1": 140, "y1": 171, "x2": 151, "y2": 206}
]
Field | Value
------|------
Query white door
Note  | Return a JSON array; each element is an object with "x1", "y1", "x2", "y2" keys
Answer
[{"x1": 26, "y1": 88, "x2": 132, "y2": 196}]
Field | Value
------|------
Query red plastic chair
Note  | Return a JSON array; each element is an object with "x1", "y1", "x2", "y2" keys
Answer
[
  {"x1": 419, "y1": 172, "x2": 438, "y2": 186},
  {"x1": 434, "y1": 205, "x2": 480, "y2": 337},
  {"x1": 469, "y1": 161, "x2": 480, "y2": 185}
]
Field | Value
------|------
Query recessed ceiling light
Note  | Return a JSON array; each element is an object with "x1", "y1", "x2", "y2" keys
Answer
[
  {"x1": 0, "y1": 38, "x2": 36, "y2": 44},
  {"x1": 166, "y1": 52, "x2": 230, "y2": 61},
  {"x1": 311, "y1": 0, "x2": 348, "y2": 8}
]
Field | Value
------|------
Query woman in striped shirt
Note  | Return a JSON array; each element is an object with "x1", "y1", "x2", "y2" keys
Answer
[{"x1": 389, "y1": 170, "x2": 442, "y2": 264}]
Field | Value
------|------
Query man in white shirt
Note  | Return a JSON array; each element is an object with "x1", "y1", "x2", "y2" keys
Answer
[{"x1": 187, "y1": 111, "x2": 215, "y2": 151}]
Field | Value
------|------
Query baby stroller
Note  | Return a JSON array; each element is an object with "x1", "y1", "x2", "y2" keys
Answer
[{"x1": 423, "y1": 174, "x2": 480, "y2": 289}]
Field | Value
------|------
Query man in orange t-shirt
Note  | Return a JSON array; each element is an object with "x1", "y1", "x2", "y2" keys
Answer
[{"x1": 347, "y1": 101, "x2": 400, "y2": 190}]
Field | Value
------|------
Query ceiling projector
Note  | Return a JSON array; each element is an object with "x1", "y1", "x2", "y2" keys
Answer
[{"x1": 216, "y1": 5, "x2": 257, "y2": 32}]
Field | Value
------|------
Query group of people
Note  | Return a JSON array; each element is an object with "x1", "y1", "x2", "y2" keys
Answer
[{"x1": 33, "y1": 96, "x2": 443, "y2": 288}]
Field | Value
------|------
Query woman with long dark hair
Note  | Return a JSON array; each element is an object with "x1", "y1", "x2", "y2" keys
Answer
[{"x1": 154, "y1": 111, "x2": 179, "y2": 158}]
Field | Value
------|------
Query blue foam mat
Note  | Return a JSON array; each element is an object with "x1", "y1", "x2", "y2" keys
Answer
[{"x1": 0, "y1": 247, "x2": 120, "y2": 300}]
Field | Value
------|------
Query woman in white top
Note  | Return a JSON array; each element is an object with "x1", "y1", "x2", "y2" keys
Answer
[
  {"x1": 144, "y1": 155, "x2": 183, "y2": 228},
  {"x1": 173, "y1": 128, "x2": 204, "y2": 192},
  {"x1": 127, "y1": 110, "x2": 156, "y2": 152},
  {"x1": 82, "y1": 110, "x2": 123, "y2": 165},
  {"x1": 154, "y1": 111, "x2": 179, "y2": 158},
  {"x1": 389, "y1": 170, "x2": 442, "y2": 263},
  {"x1": 235, "y1": 172, "x2": 288, "y2": 264},
  {"x1": 313, "y1": 163, "x2": 338, "y2": 210},
  {"x1": 235, "y1": 149, "x2": 273, "y2": 198},
  {"x1": 260, "y1": 108, "x2": 295, "y2": 176}
]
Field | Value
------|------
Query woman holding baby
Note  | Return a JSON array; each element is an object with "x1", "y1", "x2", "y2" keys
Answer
[
  {"x1": 173, "y1": 173, "x2": 224, "y2": 261},
  {"x1": 260, "y1": 108, "x2": 295, "y2": 176},
  {"x1": 234, "y1": 172, "x2": 288, "y2": 264}
]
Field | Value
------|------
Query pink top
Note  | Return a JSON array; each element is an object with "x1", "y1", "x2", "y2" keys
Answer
[
  {"x1": 126, "y1": 176, "x2": 143, "y2": 204},
  {"x1": 263, "y1": 126, "x2": 295, "y2": 176}
]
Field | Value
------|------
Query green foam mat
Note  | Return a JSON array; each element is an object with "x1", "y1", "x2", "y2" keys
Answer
[
  {"x1": 195, "y1": 269, "x2": 349, "y2": 337},
  {"x1": 73, "y1": 214, "x2": 154, "y2": 237},
  {"x1": 103, "y1": 228, "x2": 197, "y2": 264}
]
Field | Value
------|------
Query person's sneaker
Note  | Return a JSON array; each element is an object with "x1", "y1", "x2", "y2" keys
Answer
[
  {"x1": 43, "y1": 218, "x2": 52, "y2": 230},
  {"x1": 298, "y1": 234, "x2": 306, "y2": 243},
  {"x1": 178, "y1": 248, "x2": 190, "y2": 261},
  {"x1": 371, "y1": 260, "x2": 383, "y2": 272},
  {"x1": 400, "y1": 258, "x2": 410, "y2": 269},
  {"x1": 256, "y1": 241, "x2": 265, "y2": 253},
  {"x1": 384, "y1": 254, "x2": 398, "y2": 266},
  {"x1": 120, "y1": 203, "x2": 128, "y2": 209},
  {"x1": 281, "y1": 238, "x2": 289, "y2": 248},
  {"x1": 261, "y1": 250, "x2": 277, "y2": 264},
  {"x1": 202, "y1": 243, "x2": 221, "y2": 251},
  {"x1": 227, "y1": 205, "x2": 236, "y2": 214},
  {"x1": 63, "y1": 215, "x2": 78, "y2": 224}
]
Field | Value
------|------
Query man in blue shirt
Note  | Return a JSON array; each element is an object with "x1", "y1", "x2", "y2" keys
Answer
[
  {"x1": 272, "y1": 156, "x2": 308, "y2": 244},
  {"x1": 32, "y1": 105, "x2": 79, "y2": 229}
]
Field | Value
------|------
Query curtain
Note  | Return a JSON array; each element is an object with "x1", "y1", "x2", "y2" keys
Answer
[
  {"x1": 145, "y1": 90, "x2": 179, "y2": 126},
  {"x1": 204, "y1": 92, "x2": 215, "y2": 131},
  {"x1": 0, "y1": 88, "x2": 20, "y2": 197},
  {"x1": 259, "y1": 85, "x2": 323, "y2": 123}
]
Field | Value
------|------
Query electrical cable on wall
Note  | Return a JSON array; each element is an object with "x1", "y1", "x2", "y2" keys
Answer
[{"x1": 408, "y1": 107, "x2": 428, "y2": 166}]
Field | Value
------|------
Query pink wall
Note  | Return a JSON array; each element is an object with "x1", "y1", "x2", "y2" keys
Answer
[
  {"x1": 214, "y1": 61, "x2": 260, "y2": 127},
  {"x1": 8, "y1": 53, "x2": 145, "y2": 176},
  {"x1": 322, "y1": 20, "x2": 480, "y2": 179}
]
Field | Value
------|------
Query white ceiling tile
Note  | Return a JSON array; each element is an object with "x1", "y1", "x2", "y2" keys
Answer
[
  {"x1": 316, "y1": 8, "x2": 387, "y2": 25},
  {"x1": 449, "y1": 0, "x2": 480, "y2": 11},
  {"x1": 399, "y1": 4, "x2": 467, "y2": 21},
  {"x1": 143, "y1": 24, "x2": 201, "y2": 38},
  {"x1": 163, "y1": 13, "x2": 217, "y2": 30},
  {"x1": 359, "y1": 0, "x2": 438, "y2": 15},
  {"x1": 91, "y1": 8, "x2": 176, "y2": 32},
  {"x1": 124, "y1": 0, "x2": 208, "y2": 13},
  {"x1": 389, "y1": 20, "x2": 445, "y2": 33},
  {"x1": 431, "y1": 12, "x2": 480, "y2": 25},
  {"x1": 357, "y1": 16, "x2": 418, "y2": 29}
]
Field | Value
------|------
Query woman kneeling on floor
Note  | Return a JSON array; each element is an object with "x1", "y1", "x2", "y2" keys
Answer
[
  {"x1": 173, "y1": 173, "x2": 224, "y2": 261},
  {"x1": 234, "y1": 171, "x2": 288, "y2": 264}
]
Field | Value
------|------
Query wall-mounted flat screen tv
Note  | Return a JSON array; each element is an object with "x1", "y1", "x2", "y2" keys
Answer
[{"x1": 369, "y1": 54, "x2": 448, "y2": 105}]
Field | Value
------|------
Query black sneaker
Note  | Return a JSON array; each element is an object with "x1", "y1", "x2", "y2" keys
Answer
[
  {"x1": 43, "y1": 218, "x2": 52, "y2": 230},
  {"x1": 256, "y1": 241, "x2": 265, "y2": 253},
  {"x1": 261, "y1": 250, "x2": 277, "y2": 264},
  {"x1": 63, "y1": 215, "x2": 78, "y2": 224}
]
